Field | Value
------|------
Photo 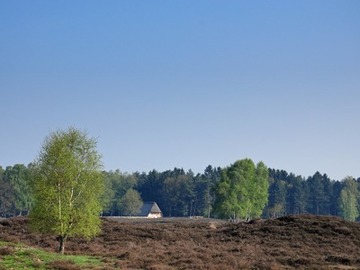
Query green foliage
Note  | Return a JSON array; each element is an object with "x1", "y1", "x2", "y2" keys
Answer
[
  {"x1": 0, "y1": 166, "x2": 15, "y2": 216},
  {"x1": 214, "y1": 159, "x2": 269, "y2": 220},
  {"x1": 286, "y1": 176, "x2": 307, "y2": 215},
  {"x1": 0, "y1": 241, "x2": 103, "y2": 270},
  {"x1": 29, "y1": 127, "x2": 104, "y2": 253},
  {"x1": 338, "y1": 177, "x2": 359, "y2": 221},
  {"x1": 3, "y1": 149, "x2": 360, "y2": 222},
  {"x1": 100, "y1": 171, "x2": 116, "y2": 215},
  {"x1": 0, "y1": 165, "x2": 32, "y2": 217},
  {"x1": 162, "y1": 170, "x2": 195, "y2": 217},
  {"x1": 264, "y1": 178, "x2": 287, "y2": 218},
  {"x1": 118, "y1": 188, "x2": 143, "y2": 215},
  {"x1": 102, "y1": 170, "x2": 139, "y2": 215},
  {"x1": 253, "y1": 161, "x2": 269, "y2": 218},
  {"x1": 6, "y1": 164, "x2": 32, "y2": 215},
  {"x1": 266, "y1": 169, "x2": 339, "y2": 218},
  {"x1": 306, "y1": 172, "x2": 332, "y2": 215},
  {"x1": 137, "y1": 168, "x2": 204, "y2": 217}
]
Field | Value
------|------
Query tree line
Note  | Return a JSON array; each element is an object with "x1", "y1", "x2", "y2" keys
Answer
[
  {"x1": 264, "y1": 169, "x2": 360, "y2": 221},
  {"x1": 6, "y1": 127, "x2": 357, "y2": 254},
  {"x1": 1, "y1": 162, "x2": 360, "y2": 221}
]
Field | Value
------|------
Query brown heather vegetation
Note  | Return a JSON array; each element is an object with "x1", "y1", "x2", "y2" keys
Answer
[{"x1": 1, "y1": 215, "x2": 360, "y2": 269}]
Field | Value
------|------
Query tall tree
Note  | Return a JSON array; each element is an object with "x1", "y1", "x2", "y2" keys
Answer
[
  {"x1": 264, "y1": 178, "x2": 287, "y2": 218},
  {"x1": 0, "y1": 166, "x2": 16, "y2": 217},
  {"x1": 30, "y1": 128, "x2": 104, "y2": 254},
  {"x1": 330, "y1": 180, "x2": 343, "y2": 216},
  {"x1": 197, "y1": 165, "x2": 221, "y2": 217},
  {"x1": 306, "y1": 172, "x2": 332, "y2": 215},
  {"x1": 137, "y1": 169, "x2": 168, "y2": 214},
  {"x1": 213, "y1": 169, "x2": 238, "y2": 219},
  {"x1": 118, "y1": 188, "x2": 143, "y2": 216},
  {"x1": 252, "y1": 161, "x2": 270, "y2": 218},
  {"x1": 5, "y1": 164, "x2": 32, "y2": 215},
  {"x1": 162, "y1": 168, "x2": 193, "y2": 216},
  {"x1": 102, "y1": 170, "x2": 138, "y2": 215},
  {"x1": 100, "y1": 171, "x2": 115, "y2": 216},
  {"x1": 214, "y1": 159, "x2": 269, "y2": 220},
  {"x1": 338, "y1": 176, "x2": 359, "y2": 221},
  {"x1": 286, "y1": 175, "x2": 307, "y2": 215}
]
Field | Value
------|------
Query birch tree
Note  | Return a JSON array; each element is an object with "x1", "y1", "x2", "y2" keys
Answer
[
  {"x1": 214, "y1": 159, "x2": 269, "y2": 220},
  {"x1": 30, "y1": 128, "x2": 104, "y2": 254},
  {"x1": 338, "y1": 176, "x2": 359, "y2": 221}
]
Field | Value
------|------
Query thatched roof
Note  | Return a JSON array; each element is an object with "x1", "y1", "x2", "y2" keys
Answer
[{"x1": 139, "y1": 202, "x2": 162, "y2": 216}]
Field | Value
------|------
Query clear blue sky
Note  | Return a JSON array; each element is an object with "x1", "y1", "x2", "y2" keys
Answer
[{"x1": 1, "y1": 1, "x2": 359, "y2": 180}]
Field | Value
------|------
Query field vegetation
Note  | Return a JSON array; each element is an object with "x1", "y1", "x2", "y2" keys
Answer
[
  {"x1": 0, "y1": 239, "x2": 106, "y2": 270},
  {"x1": 1, "y1": 215, "x2": 360, "y2": 269}
]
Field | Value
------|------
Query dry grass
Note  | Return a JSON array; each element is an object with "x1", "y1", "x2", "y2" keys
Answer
[{"x1": 1, "y1": 215, "x2": 360, "y2": 269}]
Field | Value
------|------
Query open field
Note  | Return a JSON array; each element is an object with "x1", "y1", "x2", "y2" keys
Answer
[{"x1": 1, "y1": 215, "x2": 360, "y2": 269}]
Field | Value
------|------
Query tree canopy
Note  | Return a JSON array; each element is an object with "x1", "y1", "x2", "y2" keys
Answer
[
  {"x1": 1, "y1": 142, "x2": 360, "y2": 224},
  {"x1": 29, "y1": 128, "x2": 104, "y2": 254},
  {"x1": 117, "y1": 188, "x2": 143, "y2": 215},
  {"x1": 214, "y1": 159, "x2": 269, "y2": 220},
  {"x1": 338, "y1": 177, "x2": 359, "y2": 221}
]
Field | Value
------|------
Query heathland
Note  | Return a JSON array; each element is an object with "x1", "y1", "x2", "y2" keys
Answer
[{"x1": 1, "y1": 214, "x2": 360, "y2": 269}]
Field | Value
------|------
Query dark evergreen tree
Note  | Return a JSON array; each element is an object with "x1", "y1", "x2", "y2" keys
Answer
[
  {"x1": 6, "y1": 164, "x2": 32, "y2": 215},
  {"x1": 193, "y1": 165, "x2": 221, "y2": 217},
  {"x1": 330, "y1": 180, "x2": 342, "y2": 216},
  {"x1": 306, "y1": 172, "x2": 332, "y2": 215},
  {"x1": 286, "y1": 175, "x2": 307, "y2": 215},
  {"x1": 264, "y1": 178, "x2": 287, "y2": 218},
  {"x1": 138, "y1": 170, "x2": 164, "y2": 203},
  {"x1": 0, "y1": 166, "x2": 16, "y2": 216},
  {"x1": 267, "y1": 169, "x2": 307, "y2": 216}
]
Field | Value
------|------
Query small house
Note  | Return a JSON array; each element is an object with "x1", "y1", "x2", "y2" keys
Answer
[{"x1": 138, "y1": 202, "x2": 163, "y2": 218}]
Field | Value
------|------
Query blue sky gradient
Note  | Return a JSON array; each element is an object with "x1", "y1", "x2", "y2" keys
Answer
[{"x1": 1, "y1": 1, "x2": 359, "y2": 180}]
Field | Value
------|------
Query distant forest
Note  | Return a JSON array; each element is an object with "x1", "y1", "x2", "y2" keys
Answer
[{"x1": 1, "y1": 163, "x2": 359, "y2": 221}]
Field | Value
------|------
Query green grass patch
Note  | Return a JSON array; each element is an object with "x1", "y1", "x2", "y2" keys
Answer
[{"x1": 0, "y1": 241, "x2": 106, "y2": 270}]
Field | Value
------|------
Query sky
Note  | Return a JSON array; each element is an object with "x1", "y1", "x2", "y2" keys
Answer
[{"x1": 1, "y1": 1, "x2": 359, "y2": 180}]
